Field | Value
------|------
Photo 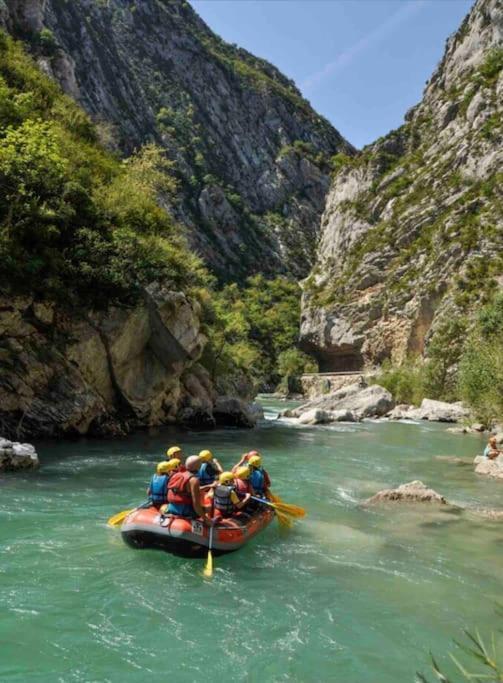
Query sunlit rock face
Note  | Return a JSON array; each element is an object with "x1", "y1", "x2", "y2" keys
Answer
[
  {"x1": 301, "y1": 0, "x2": 503, "y2": 372},
  {"x1": 1, "y1": 0, "x2": 353, "y2": 281},
  {"x1": 0, "y1": 289, "x2": 258, "y2": 439}
]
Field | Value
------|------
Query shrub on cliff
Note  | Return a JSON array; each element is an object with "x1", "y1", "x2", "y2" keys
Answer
[
  {"x1": 0, "y1": 33, "x2": 204, "y2": 307},
  {"x1": 201, "y1": 276, "x2": 313, "y2": 389}
]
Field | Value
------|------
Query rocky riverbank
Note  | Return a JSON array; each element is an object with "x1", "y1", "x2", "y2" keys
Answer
[
  {"x1": 474, "y1": 454, "x2": 503, "y2": 480},
  {"x1": 278, "y1": 381, "x2": 473, "y2": 426},
  {"x1": 0, "y1": 289, "x2": 261, "y2": 440},
  {"x1": 0, "y1": 438, "x2": 39, "y2": 471}
]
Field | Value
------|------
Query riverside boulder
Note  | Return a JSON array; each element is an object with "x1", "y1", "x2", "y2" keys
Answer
[
  {"x1": 0, "y1": 438, "x2": 39, "y2": 471},
  {"x1": 388, "y1": 399, "x2": 470, "y2": 423},
  {"x1": 281, "y1": 383, "x2": 394, "y2": 423},
  {"x1": 365, "y1": 480, "x2": 448, "y2": 505},
  {"x1": 473, "y1": 455, "x2": 503, "y2": 480}
]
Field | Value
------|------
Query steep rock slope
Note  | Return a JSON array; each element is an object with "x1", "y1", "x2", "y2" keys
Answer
[
  {"x1": 0, "y1": 288, "x2": 255, "y2": 439},
  {"x1": 301, "y1": 0, "x2": 503, "y2": 371},
  {"x1": 2, "y1": 0, "x2": 353, "y2": 280},
  {"x1": 0, "y1": 33, "x2": 254, "y2": 440}
]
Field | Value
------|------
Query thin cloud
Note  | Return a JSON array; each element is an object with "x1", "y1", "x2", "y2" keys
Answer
[{"x1": 301, "y1": 0, "x2": 427, "y2": 91}]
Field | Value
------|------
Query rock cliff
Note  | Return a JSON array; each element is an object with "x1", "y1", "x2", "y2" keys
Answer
[
  {"x1": 1, "y1": 0, "x2": 353, "y2": 280},
  {"x1": 301, "y1": 0, "x2": 502, "y2": 371},
  {"x1": 0, "y1": 287, "x2": 257, "y2": 439}
]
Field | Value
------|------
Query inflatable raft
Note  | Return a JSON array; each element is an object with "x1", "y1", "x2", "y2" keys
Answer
[{"x1": 121, "y1": 505, "x2": 275, "y2": 558}]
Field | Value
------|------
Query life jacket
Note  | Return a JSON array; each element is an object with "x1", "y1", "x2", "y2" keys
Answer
[
  {"x1": 149, "y1": 473, "x2": 169, "y2": 505},
  {"x1": 250, "y1": 467, "x2": 270, "y2": 495},
  {"x1": 198, "y1": 461, "x2": 217, "y2": 485},
  {"x1": 235, "y1": 478, "x2": 250, "y2": 496},
  {"x1": 214, "y1": 484, "x2": 236, "y2": 515},
  {"x1": 167, "y1": 470, "x2": 195, "y2": 506}
]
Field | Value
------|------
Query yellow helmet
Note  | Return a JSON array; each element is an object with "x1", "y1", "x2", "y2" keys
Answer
[
  {"x1": 248, "y1": 455, "x2": 261, "y2": 468},
  {"x1": 199, "y1": 449, "x2": 213, "y2": 462},
  {"x1": 157, "y1": 461, "x2": 171, "y2": 475},
  {"x1": 219, "y1": 471, "x2": 234, "y2": 485},
  {"x1": 235, "y1": 466, "x2": 250, "y2": 480},
  {"x1": 166, "y1": 445, "x2": 182, "y2": 458},
  {"x1": 166, "y1": 458, "x2": 181, "y2": 471}
]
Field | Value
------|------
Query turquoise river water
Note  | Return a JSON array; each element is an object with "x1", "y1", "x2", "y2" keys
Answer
[{"x1": 1, "y1": 397, "x2": 502, "y2": 682}]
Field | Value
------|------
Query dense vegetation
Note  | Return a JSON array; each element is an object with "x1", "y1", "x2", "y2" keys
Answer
[
  {"x1": 0, "y1": 33, "x2": 310, "y2": 392},
  {"x1": 201, "y1": 276, "x2": 316, "y2": 391},
  {"x1": 0, "y1": 32, "x2": 206, "y2": 308},
  {"x1": 374, "y1": 292, "x2": 503, "y2": 426}
]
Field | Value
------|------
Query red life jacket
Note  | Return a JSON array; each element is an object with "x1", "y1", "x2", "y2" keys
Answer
[
  {"x1": 167, "y1": 470, "x2": 195, "y2": 506},
  {"x1": 235, "y1": 478, "x2": 250, "y2": 496}
]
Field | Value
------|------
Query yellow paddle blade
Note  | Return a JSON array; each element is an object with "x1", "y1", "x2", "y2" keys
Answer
[
  {"x1": 275, "y1": 510, "x2": 294, "y2": 529},
  {"x1": 107, "y1": 508, "x2": 134, "y2": 527},
  {"x1": 274, "y1": 501, "x2": 306, "y2": 518},
  {"x1": 269, "y1": 492, "x2": 282, "y2": 504},
  {"x1": 203, "y1": 550, "x2": 213, "y2": 578}
]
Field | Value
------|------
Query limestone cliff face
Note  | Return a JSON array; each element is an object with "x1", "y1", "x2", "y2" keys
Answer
[
  {"x1": 0, "y1": 287, "x2": 256, "y2": 440},
  {"x1": 2, "y1": 0, "x2": 353, "y2": 280},
  {"x1": 301, "y1": 0, "x2": 503, "y2": 371}
]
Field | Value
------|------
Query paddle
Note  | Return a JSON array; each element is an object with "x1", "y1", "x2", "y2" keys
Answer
[
  {"x1": 250, "y1": 496, "x2": 306, "y2": 520},
  {"x1": 203, "y1": 522, "x2": 214, "y2": 578},
  {"x1": 107, "y1": 501, "x2": 150, "y2": 527},
  {"x1": 269, "y1": 491, "x2": 306, "y2": 518}
]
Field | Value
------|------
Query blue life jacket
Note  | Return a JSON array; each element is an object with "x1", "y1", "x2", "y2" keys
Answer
[
  {"x1": 149, "y1": 473, "x2": 169, "y2": 505},
  {"x1": 167, "y1": 501, "x2": 197, "y2": 517},
  {"x1": 250, "y1": 468, "x2": 265, "y2": 495},
  {"x1": 198, "y1": 461, "x2": 217, "y2": 485}
]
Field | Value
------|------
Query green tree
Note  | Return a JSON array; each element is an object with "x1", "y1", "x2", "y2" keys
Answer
[{"x1": 423, "y1": 317, "x2": 467, "y2": 400}]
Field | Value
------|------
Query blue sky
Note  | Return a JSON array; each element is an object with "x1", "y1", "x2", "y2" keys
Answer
[{"x1": 191, "y1": 0, "x2": 474, "y2": 148}]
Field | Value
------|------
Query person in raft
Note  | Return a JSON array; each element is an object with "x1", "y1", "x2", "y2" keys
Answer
[
  {"x1": 248, "y1": 454, "x2": 271, "y2": 499},
  {"x1": 166, "y1": 455, "x2": 210, "y2": 522},
  {"x1": 197, "y1": 449, "x2": 223, "y2": 488},
  {"x1": 232, "y1": 451, "x2": 252, "y2": 473},
  {"x1": 483, "y1": 435, "x2": 502, "y2": 460},
  {"x1": 207, "y1": 471, "x2": 251, "y2": 519},
  {"x1": 166, "y1": 445, "x2": 183, "y2": 462},
  {"x1": 234, "y1": 466, "x2": 252, "y2": 497},
  {"x1": 147, "y1": 459, "x2": 181, "y2": 509}
]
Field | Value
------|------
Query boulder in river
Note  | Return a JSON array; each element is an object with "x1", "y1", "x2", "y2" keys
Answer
[
  {"x1": 281, "y1": 382, "x2": 393, "y2": 424},
  {"x1": 388, "y1": 399, "x2": 470, "y2": 423},
  {"x1": 212, "y1": 397, "x2": 258, "y2": 428},
  {"x1": 473, "y1": 455, "x2": 503, "y2": 480},
  {"x1": 298, "y1": 408, "x2": 356, "y2": 425},
  {"x1": 0, "y1": 438, "x2": 39, "y2": 471},
  {"x1": 364, "y1": 480, "x2": 448, "y2": 505}
]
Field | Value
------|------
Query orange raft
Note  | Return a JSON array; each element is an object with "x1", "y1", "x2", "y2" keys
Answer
[{"x1": 121, "y1": 505, "x2": 275, "y2": 558}]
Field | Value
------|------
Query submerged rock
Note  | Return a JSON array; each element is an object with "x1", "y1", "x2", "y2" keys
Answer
[
  {"x1": 0, "y1": 438, "x2": 39, "y2": 471},
  {"x1": 434, "y1": 455, "x2": 470, "y2": 465},
  {"x1": 365, "y1": 480, "x2": 448, "y2": 505},
  {"x1": 281, "y1": 382, "x2": 393, "y2": 424},
  {"x1": 473, "y1": 455, "x2": 503, "y2": 480}
]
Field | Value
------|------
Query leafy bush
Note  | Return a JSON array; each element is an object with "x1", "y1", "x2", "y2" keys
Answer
[
  {"x1": 0, "y1": 32, "x2": 204, "y2": 307},
  {"x1": 372, "y1": 358, "x2": 425, "y2": 405},
  {"x1": 423, "y1": 317, "x2": 467, "y2": 401},
  {"x1": 201, "y1": 276, "x2": 312, "y2": 390}
]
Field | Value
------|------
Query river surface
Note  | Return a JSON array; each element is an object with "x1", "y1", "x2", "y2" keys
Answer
[{"x1": 1, "y1": 397, "x2": 502, "y2": 683}]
